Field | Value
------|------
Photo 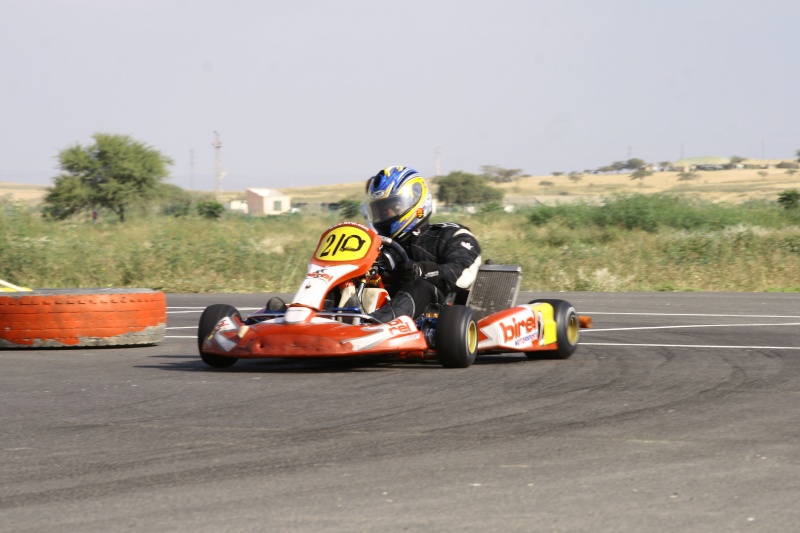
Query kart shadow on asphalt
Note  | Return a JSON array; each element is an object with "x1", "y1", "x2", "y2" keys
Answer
[{"x1": 138, "y1": 353, "x2": 535, "y2": 373}]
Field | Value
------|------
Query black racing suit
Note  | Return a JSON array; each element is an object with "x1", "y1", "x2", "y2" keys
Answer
[{"x1": 370, "y1": 222, "x2": 482, "y2": 322}]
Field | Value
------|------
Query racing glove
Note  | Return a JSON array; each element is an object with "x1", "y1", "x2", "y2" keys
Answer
[
  {"x1": 396, "y1": 261, "x2": 439, "y2": 283},
  {"x1": 397, "y1": 261, "x2": 423, "y2": 282}
]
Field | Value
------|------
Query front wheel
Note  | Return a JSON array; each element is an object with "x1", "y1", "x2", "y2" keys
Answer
[
  {"x1": 198, "y1": 304, "x2": 240, "y2": 368},
  {"x1": 526, "y1": 299, "x2": 580, "y2": 359},
  {"x1": 434, "y1": 305, "x2": 478, "y2": 368}
]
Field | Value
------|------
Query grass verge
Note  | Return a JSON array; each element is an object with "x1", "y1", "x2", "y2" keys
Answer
[{"x1": 2, "y1": 195, "x2": 799, "y2": 293}]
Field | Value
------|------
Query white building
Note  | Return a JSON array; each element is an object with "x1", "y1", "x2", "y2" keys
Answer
[
  {"x1": 228, "y1": 200, "x2": 249, "y2": 214},
  {"x1": 246, "y1": 188, "x2": 292, "y2": 216}
]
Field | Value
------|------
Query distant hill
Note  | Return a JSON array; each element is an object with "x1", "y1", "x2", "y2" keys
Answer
[
  {"x1": 271, "y1": 168, "x2": 799, "y2": 206},
  {"x1": 3, "y1": 167, "x2": 797, "y2": 207}
]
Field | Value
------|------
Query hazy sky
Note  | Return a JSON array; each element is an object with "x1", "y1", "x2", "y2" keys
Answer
[{"x1": 2, "y1": 0, "x2": 799, "y2": 191}]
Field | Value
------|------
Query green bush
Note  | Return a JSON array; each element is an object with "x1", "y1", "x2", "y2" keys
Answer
[
  {"x1": 527, "y1": 194, "x2": 788, "y2": 232},
  {"x1": 778, "y1": 189, "x2": 799, "y2": 210},
  {"x1": 196, "y1": 201, "x2": 225, "y2": 219},
  {"x1": 338, "y1": 199, "x2": 362, "y2": 219}
]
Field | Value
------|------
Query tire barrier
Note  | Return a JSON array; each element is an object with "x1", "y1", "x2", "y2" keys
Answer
[{"x1": 0, "y1": 288, "x2": 166, "y2": 348}]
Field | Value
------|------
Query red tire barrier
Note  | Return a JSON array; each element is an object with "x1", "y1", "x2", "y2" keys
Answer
[{"x1": 0, "y1": 289, "x2": 166, "y2": 348}]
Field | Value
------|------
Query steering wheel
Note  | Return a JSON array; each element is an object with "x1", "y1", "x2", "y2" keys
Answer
[{"x1": 378, "y1": 236, "x2": 410, "y2": 272}]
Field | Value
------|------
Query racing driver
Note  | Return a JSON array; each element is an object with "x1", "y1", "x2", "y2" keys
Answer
[{"x1": 364, "y1": 165, "x2": 482, "y2": 323}]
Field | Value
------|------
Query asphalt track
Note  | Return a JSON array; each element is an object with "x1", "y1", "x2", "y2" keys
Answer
[{"x1": 1, "y1": 292, "x2": 798, "y2": 533}]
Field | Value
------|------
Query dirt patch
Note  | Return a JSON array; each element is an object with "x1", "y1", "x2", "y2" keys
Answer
[{"x1": 0, "y1": 182, "x2": 48, "y2": 203}]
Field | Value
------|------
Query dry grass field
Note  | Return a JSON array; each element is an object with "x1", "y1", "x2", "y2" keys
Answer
[
  {"x1": 0, "y1": 182, "x2": 49, "y2": 203},
  {"x1": 3, "y1": 170, "x2": 798, "y2": 292},
  {"x1": 274, "y1": 168, "x2": 800, "y2": 206},
  {"x1": 3, "y1": 168, "x2": 798, "y2": 207}
]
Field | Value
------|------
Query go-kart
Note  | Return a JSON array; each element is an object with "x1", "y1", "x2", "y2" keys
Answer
[{"x1": 198, "y1": 221, "x2": 591, "y2": 369}]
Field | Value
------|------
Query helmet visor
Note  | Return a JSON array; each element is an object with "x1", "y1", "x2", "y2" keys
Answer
[{"x1": 367, "y1": 182, "x2": 422, "y2": 226}]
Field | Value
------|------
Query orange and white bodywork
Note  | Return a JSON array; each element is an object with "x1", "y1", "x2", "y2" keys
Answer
[
  {"x1": 204, "y1": 313, "x2": 428, "y2": 360},
  {"x1": 477, "y1": 303, "x2": 555, "y2": 352},
  {"x1": 199, "y1": 221, "x2": 590, "y2": 363},
  {"x1": 200, "y1": 222, "x2": 429, "y2": 360}
]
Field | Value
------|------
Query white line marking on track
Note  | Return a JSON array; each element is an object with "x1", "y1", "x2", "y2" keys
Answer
[
  {"x1": 585, "y1": 322, "x2": 800, "y2": 333},
  {"x1": 583, "y1": 343, "x2": 800, "y2": 350},
  {"x1": 584, "y1": 311, "x2": 800, "y2": 319}
]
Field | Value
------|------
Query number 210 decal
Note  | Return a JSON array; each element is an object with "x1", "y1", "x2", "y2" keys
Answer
[{"x1": 314, "y1": 226, "x2": 371, "y2": 262}]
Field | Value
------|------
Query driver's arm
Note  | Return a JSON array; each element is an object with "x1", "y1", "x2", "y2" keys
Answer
[{"x1": 409, "y1": 227, "x2": 482, "y2": 293}]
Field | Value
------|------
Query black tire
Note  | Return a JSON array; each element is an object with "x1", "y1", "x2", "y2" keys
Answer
[
  {"x1": 198, "y1": 304, "x2": 240, "y2": 368},
  {"x1": 526, "y1": 299, "x2": 580, "y2": 359},
  {"x1": 434, "y1": 305, "x2": 478, "y2": 368}
]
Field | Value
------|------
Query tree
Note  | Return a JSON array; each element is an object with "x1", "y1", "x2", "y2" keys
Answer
[
  {"x1": 44, "y1": 133, "x2": 173, "y2": 222},
  {"x1": 607, "y1": 161, "x2": 627, "y2": 174},
  {"x1": 567, "y1": 171, "x2": 583, "y2": 183},
  {"x1": 630, "y1": 168, "x2": 653, "y2": 182},
  {"x1": 624, "y1": 158, "x2": 648, "y2": 171},
  {"x1": 435, "y1": 171, "x2": 503, "y2": 205},
  {"x1": 480, "y1": 165, "x2": 524, "y2": 183}
]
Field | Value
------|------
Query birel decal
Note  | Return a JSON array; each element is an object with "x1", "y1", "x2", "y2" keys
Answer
[
  {"x1": 479, "y1": 308, "x2": 541, "y2": 350},
  {"x1": 344, "y1": 316, "x2": 418, "y2": 351},
  {"x1": 381, "y1": 317, "x2": 416, "y2": 336},
  {"x1": 500, "y1": 315, "x2": 538, "y2": 342}
]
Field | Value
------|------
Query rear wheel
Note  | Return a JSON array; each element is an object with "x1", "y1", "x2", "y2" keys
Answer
[
  {"x1": 434, "y1": 305, "x2": 478, "y2": 368},
  {"x1": 526, "y1": 299, "x2": 580, "y2": 359},
  {"x1": 198, "y1": 304, "x2": 240, "y2": 368}
]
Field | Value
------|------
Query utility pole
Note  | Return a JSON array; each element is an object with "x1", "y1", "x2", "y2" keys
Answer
[
  {"x1": 434, "y1": 145, "x2": 441, "y2": 177},
  {"x1": 212, "y1": 131, "x2": 226, "y2": 200},
  {"x1": 189, "y1": 148, "x2": 195, "y2": 191}
]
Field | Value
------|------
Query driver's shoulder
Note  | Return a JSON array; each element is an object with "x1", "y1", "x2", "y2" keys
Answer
[
  {"x1": 429, "y1": 222, "x2": 475, "y2": 240},
  {"x1": 429, "y1": 221, "x2": 469, "y2": 233}
]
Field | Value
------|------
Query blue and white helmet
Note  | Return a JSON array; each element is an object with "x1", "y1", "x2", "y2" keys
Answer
[{"x1": 365, "y1": 166, "x2": 433, "y2": 241}]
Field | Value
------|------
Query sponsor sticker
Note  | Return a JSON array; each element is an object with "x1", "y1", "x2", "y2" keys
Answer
[{"x1": 498, "y1": 314, "x2": 539, "y2": 347}]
